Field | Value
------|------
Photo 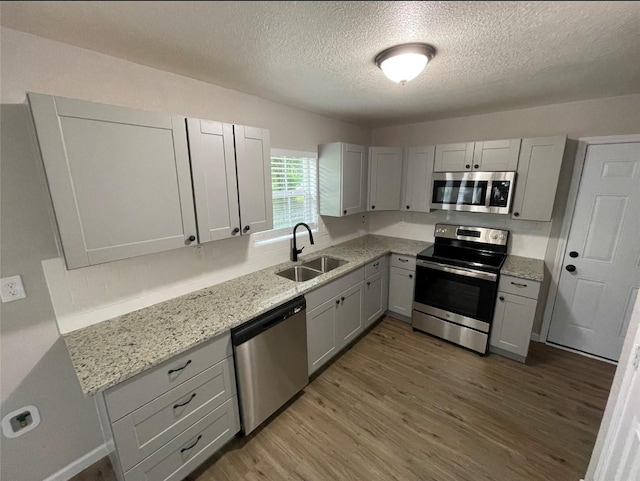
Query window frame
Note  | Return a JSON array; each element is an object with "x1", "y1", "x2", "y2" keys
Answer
[{"x1": 253, "y1": 148, "x2": 319, "y2": 244}]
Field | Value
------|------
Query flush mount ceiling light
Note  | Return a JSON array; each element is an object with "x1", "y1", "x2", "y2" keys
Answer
[{"x1": 375, "y1": 43, "x2": 436, "y2": 85}]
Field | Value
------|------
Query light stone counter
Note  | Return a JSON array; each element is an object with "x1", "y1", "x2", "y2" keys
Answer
[
  {"x1": 501, "y1": 255, "x2": 545, "y2": 282},
  {"x1": 64, "y1": 234, "x2": 431, "y2": 396}
]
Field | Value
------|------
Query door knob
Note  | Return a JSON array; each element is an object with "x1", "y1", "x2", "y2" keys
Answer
[
  {"x1": 231, "y1": 227, "x2": 240, "y2": 235},
  {"x1": 243, "y1": 225, "x2": 250, "y2": 233},
  {"x1": 566, "y1": 265, "x2": 576, "y2": 272},
  {"x1": 569, "y1": 251, "x2": 579, "y2": 258}
]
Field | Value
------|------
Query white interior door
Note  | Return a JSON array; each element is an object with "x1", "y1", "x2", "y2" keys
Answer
[
  {"x1": 548, "y1": 143, "x2": 640, "y2": 361},
  {"x1": 594, "y1": 300, "x2": 640, "y2": 481}
]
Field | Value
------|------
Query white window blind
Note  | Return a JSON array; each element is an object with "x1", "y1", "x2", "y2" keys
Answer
[{"x1": 256, "y1": 149, "x2": 318, "y2": 241}]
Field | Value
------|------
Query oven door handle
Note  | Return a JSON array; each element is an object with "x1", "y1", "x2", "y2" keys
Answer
[{"x1": 416, "y1": 259, "x2": 497, "y2": 282}]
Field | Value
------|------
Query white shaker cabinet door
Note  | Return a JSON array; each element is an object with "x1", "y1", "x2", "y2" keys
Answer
[
  {"x1": 388, "y1": 267, "x2": 415, "y2": 319},
  {"x1": 338, "y1": 282, "x2": 364, "y2": 348},
  {"x1": 28, "y1": 93, "x2": 197, "y2": 269},
  {"x1": 434, "y1": 142, "x2": 474, "y2": 172},
  {"x1": 369, "y1": 147, "x2": 402, "y2": 211},
  {"x1": 341, "y1": 143, "x2": 368, "y2": 216},
  {"x1": 402, "y1": 145, "x2": 435, "y2": 212},
  {"x1": 472, "y1": 139, "x2": 521, "y2": 171},
  {"x1": 364, "y1": 270, "x2": 387, "y2": 327},
  {"x1": 234, "y1": 125, "x2": 273, "y2": 235},
  {"x1": 490, "y1": 292, "x2": 537, "y2": 359},
  {"x1": 187, "y1": 119, "x2": 242, "y2": 242},
  {"x1": 307, "y1": 299, "x2": 339, "y2": 375}
]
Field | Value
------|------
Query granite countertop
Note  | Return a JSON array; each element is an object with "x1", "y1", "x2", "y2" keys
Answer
[
  {"x1": 64, "y1": 234, "x2": 431, "y2": 396},
  {"x1": 501, "y1": 255, "x2": 545, "y2": 282}
]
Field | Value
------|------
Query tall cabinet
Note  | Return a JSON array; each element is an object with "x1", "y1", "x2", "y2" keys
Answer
[
  {"x1": 187, "y1": 119, "x2": 272, "y2": 242},
  {"x1": 28, "y1": 93, "x2": 198, "y2": 269},
  {"x1": 319, "y1": 142, "x2": 368, "y2": 217}
]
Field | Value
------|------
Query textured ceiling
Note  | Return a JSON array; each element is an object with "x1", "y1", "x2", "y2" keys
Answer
[{"x1": 1, "y1": 1, "x2": 639, "y2": 126}]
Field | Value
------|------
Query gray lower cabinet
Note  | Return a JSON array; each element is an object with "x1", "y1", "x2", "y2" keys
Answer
[
  {"x1": 490, "y1": 275, "x2": 542, "y2": 362},
  {"x1": 96, "y1": 332, "x2": 240, "y2": 481},
  {"x1": 306, "y1": 267, "x2": 366, "y2": 375},
  {"x1": 388, "y1": 254, "x2": 416, "y2": 321},
  {"x1": 364, "y1": 256, "x2": 389, "y2": 327}
]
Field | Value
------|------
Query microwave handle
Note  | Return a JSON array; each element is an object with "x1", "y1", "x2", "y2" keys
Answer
[{"x1": 484, "y1": 180, "x2": 493, "y2": 208}]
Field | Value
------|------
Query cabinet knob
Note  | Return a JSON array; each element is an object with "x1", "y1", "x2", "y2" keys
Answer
[
  {"x1": 186, "y1": 235, "x2": 196, "y2": 244},
  {"x1": 465, "y1": 164, "x2": 471, "y2": 169},
  {"x1": 367, "y1": 281, "x2": 371, "y2": 286},
  {"x1": 243, "y1": 225, "x2": 250, "y2": 233},
  {"x1": 474, "y1": 164, "x2": 479, "y2": 169},
  {"x1": 341, "y1": 297, "x2": 345, "y2": 302},
  {"x1": 371, "y1": 205, "x2": 376, "y2": 209},
  {"x1": 343, "y1": 209, "x2": 347, "y2": 215},
  {"x1": 409, "y1": 274, "x2": 413, "y2": 279},
  {"x1": 499, "y1": 296, "x2": 505, "y2": 301},
  {"x1": 231, "y1": 227, "x2": 240, "y2": 235},
  {"x1": 406, "y1": 205, "x2": 410, "y2": 209},
  {"x1": 566, "y1": 264, "x2": 576, "y2": 273},
  {"x1": 336, "y1": 299, "x2": 340, "y2": 305},
  {"x1": 513, "y1": 212, "x2": 520, "y2": 217}
]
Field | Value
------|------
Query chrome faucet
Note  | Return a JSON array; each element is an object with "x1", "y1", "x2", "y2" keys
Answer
[{"x1": 291, "y1": 222, "x2": 315, "y2": 261}]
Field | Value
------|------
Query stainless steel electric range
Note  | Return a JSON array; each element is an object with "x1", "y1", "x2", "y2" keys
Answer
[{"x1": 412, "y1": 223, "x2": 509, "y2": 354}]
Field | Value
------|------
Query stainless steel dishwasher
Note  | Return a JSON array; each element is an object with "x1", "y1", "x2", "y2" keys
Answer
[{"x1": 231, "y1": 296, "x2": 308, "y2": 434}]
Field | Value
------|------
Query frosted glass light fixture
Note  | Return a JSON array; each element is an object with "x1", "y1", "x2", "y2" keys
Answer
[{"x1": 375, "y1": 43, "x2": 436, "y2": 85}]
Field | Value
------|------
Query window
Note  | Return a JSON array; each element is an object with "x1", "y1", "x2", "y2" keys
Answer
[{"x1": 256, "y1": 149, "x2": 318, "y2": 242}]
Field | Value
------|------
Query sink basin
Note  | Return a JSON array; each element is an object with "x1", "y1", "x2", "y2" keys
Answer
[
  {"x1": 301, "y1": 256, "x2": 348, "y2": 273},
  {"x1": 276, "y1": 266, "x2": 323, "y2": 282}
]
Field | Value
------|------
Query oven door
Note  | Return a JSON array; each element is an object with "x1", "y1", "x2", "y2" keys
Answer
[{"x1": 413, "y1": 259, "x2": 498, "y2": 332}]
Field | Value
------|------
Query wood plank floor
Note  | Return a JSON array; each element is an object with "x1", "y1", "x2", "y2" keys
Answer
[{"x1": 72, "y1": 317, "x2": 616, "y2": 481}]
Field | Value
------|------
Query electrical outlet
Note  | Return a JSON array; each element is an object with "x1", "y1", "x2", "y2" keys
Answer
[{"x1": 0, "y1": 275, "x2": 26, "y2": 302}]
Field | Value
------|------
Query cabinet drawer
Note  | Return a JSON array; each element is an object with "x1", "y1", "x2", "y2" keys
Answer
[
  {"x1": 112, "y1": 357, "x2": 236, "y2": 471},
  {"x1": 390, "y1": 254, "x2": 416, "y2": 271},
  {"x1": 105, "y1": 332, "x2": 232, "y2": 421},
  {"x1": 498, "y1": 275, "x2": 540, "y2": 300},
  {"x1": 365, "y1": 255, "x2": 389, "y2": 278},
  {"x1": 305, "y1": 267, "x2": 365, "y2": 311},
  {"x1": 124, "y1": 396, "x2": 240, "y2": 481}
]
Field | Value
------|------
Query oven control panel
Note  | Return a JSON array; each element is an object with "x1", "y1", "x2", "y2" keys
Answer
[{"x1": 434, "y1": 223, "x2": 509, "y2": 246}]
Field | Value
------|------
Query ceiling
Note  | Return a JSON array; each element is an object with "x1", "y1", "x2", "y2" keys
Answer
[{"x1": 1, "y1": 1, "x2": 639, "y2": 126}]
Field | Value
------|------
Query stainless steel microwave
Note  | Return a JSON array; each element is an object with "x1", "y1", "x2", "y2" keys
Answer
[{"x1": 431, "y1": 171, "x2": 516, "y2": 214}]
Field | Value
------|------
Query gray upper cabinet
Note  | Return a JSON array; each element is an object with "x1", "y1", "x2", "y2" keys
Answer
[
  {"x1": 402, "y1": 145, "x2": 435, "y2": 212},
  {"x1": 435, "y1": 139, "x2": 521, "y2": 172},
  {"x1": 434, "y1": 142, "x2": 475, "y2": 172},
  {"x1": 472, "y1": 139, "x2": 521, "y2": 171},
  {"x1": 368, "y1": 147, "x2": 402, "y2": 211},
  {"x1": 187, "y1": 120, "x2": 272, "y2": 241},
  {"x1": 28, "y1": 93, "x2": 197, "y2": 269},
  {"x1": 319, "y1": 142, "x2": 368, "y2": 217},
  {"x1": 511, "y1": 136, "x2": 567, "y2": 221}
]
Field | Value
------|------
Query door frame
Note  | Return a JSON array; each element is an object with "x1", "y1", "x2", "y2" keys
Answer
[{"x1": 540, "y1": 134, "x2": 640, "y2": 345}]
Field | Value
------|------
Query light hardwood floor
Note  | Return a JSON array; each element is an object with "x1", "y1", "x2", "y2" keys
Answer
[{"x1": 72, "y1": 317, "x2": 615, "y2": 481}]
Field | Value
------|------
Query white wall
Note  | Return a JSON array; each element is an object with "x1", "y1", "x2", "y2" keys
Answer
[{"x1": 0, "y1": 27, "x2": 371, "y2": 480}]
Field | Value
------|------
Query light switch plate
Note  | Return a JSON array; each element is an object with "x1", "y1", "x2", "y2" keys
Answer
[{"x1": 1, "y1": 275, "x2": 26, "y2": 302}]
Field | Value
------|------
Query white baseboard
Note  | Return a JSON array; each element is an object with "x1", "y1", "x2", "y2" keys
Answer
[{"x1": 43, "y1": 443, "x2": 108, "y2": 481}]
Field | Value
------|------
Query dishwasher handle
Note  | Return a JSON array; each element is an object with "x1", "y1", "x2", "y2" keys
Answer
[{"x1": 231, "y1": 296, "x2": 306, "y2": 346}]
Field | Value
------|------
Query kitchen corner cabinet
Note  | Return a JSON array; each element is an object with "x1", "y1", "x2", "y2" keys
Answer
[
  {"x1": 364, "y1": 256, "x2": 389, "y2": 327},
  {"x1": 28, "y1": 93, "x2": 198, "y2": 269},
  {"x1": 511, "y1": 136, "x2": 567, "y2": 221},
  {"x1": 368, "y1": 147, "x2": 402, "y2": 211},
  {"x1": 401, "y1": 145, "x2": 435, "y2": 212},
  {"x1": 306, "y1": 268, "x2": 365, "y2": 375},
  {"x1": 434, "y1": 139, "x2": 521, "y2": 172},
  {"x1": 490, "y1": 274, "x2": 541, "y2": 362},
  {"x1": 187, "y1": 119, "x2": 272, "y2": 242},
  {"x1": 319, "y1": 142, "x2": 368, "y2": 217},
  {"x1": 388, "y1": 254, "x2": 416, "y2": 321}
]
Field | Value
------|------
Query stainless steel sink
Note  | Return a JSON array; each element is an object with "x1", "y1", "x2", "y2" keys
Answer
[
  {"x1": 276, "y1": 266, "x2": 323, "y2": 282},
  {"x1": 301, "y1": 256, "x2": 348, "y2": 273}
]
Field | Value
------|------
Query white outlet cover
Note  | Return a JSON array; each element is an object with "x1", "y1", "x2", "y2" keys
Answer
[
  {"x1": 0, "y1": 275, "x2": 26, "y2": 302},
  {"x1": 2, "y1": 405, "x2": 40, "y2": 438}
]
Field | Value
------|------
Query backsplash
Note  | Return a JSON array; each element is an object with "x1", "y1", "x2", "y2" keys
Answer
[
  {"x1": 369, "y1": 210, "x2": 551, "y2": 258},
  {"x1": 44, "y1": 214, "x2": 368, "y2": 333}
]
